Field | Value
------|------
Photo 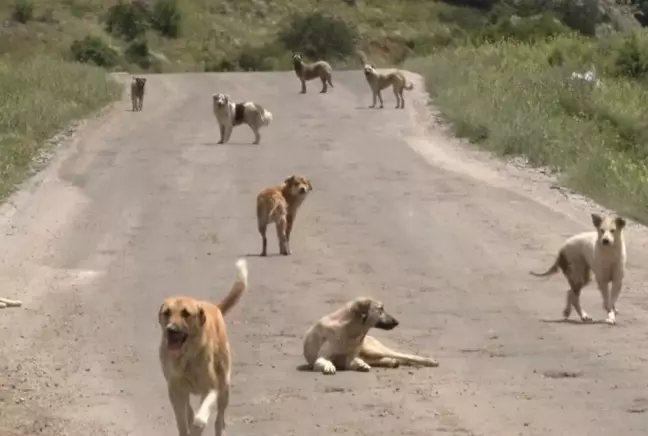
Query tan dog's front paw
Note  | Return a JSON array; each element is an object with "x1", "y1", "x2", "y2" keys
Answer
[
  {"x1": 349, "y1": 358, "x2": 371, "y2": 372},
  {"x1": 321, "y1": 361, "x2": 336, "y2": 375}
]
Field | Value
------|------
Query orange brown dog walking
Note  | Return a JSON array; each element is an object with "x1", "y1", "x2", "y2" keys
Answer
[{"x1": 256, "y1": 175, "x2": 313, "y2": 256}]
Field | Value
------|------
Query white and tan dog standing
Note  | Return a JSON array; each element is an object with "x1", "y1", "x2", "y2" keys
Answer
[
  {"x1": 158, "y1": 259, "x2": 248, "y2": 436},
  {"x1": 303, "y1": 296, "x2": 439, "y2": 375},
  {"x1": 530, "y1": 213, "x2": 627, "y2": 325},
  {"x1": 212, "y1": 93, "x2": 273, "y2": 145}
]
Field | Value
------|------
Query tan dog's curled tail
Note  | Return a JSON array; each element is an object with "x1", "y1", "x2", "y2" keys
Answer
[
  {"x1": 261, "y1": 108, "x2": 273, "y2": 127},
  {"x1": 218, "y1": 258, "x2": 248, "y2": 316},
  {"x1": 529, "y1": 251, "x2": 564, "y2": 278},
  {"x1": 405, "y1": 81, "x2": 414, "y2": 91}
]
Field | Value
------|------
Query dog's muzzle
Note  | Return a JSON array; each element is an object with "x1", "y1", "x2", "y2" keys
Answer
[
  {"x1": 299, "y1": 186, "x2": 307, "y2": 194},
  {"x1": 165, "y1": 324, "x2": 188, "y2": 350},
  {"x1": 375, "y1": 315, "x2": 399, "y2": 331},
  {"x1": 601, "y1": 238, "x2": 611, "y2": 246}
]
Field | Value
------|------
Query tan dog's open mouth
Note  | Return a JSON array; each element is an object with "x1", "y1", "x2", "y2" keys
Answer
[{"x1": 166, "y1": 326, "x2": 188, "y2": 350}]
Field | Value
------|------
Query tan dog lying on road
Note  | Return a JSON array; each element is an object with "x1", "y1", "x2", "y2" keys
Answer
[
  {"x1": 130, "y1": 77, "x2": 147, "y2": 112},
  {"x1": 256, "y1": 175, "x2": 313, "y2": 257},
  {"x1": 212, "y1": 93, "x2": 273, "y2": 145},
  {"x1": 530, "y1": 213, "x2": 627, "y2": 325},
  {"x1": 363, "y1": 63, "x2": 414, "y2": 109},
  {"x1": 292, "y1": 52, "x2": 334, "y2": 94},
  {"x1": 0, "y1": 297, "x2": 22, "y2": 309},
  {"x1": 158, "y1": 259, "x2": 248, "y2": 436},
  {"x1": 303, "y1": 296, "x2": 440, "y2": 375}
]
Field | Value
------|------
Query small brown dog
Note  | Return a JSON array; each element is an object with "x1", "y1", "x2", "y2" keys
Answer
[
  {"x1": 292, "y1": 52, "x2": 334, "y2": 94},
  {"x1": 363, "y1": 63, "x2": 413, "y2": 109},
  {"x1": 130, "y1": 77, "x2": 147, "y2": 112},
  {"x1": 158, "y1": 259, "x2": 248, "y2": 436},
  {"x1": 256, "y1": 175, "x2": 313, "y2": 256}
]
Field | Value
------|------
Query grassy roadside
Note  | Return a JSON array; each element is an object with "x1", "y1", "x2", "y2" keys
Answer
[
  {"x1": 406, "y1": 32, "x2": 648, "y2": 224},
  {"x1": 0, "y1": 56, "x2": 121, "y2": 202}
]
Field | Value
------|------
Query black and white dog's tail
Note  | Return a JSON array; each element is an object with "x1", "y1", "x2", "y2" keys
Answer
[{"x1": 258, "y1": 105, "x2": 273, "y2": 127}]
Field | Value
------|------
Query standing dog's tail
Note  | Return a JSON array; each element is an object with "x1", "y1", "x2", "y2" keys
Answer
[
  {"x1": 218, "y1": 259, "x2": 248, "y2": 316},
  {"x1": 260, "y1": 107, "x2": 273, "y2": 127},
  {"x1": 404, "y1": 81, "x2": 414, "y2": 91},
  {"x1": 529, "y1": 251, "x2": 564, "y2": 278}
]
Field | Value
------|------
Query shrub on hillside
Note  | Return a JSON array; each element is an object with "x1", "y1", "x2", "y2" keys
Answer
[
  {"x1": 70, "y1": 36, "x2": 118, "y2": 67},
  {"x1": 479, "y1": 13, "x2": 571, "y2": 42},
  {"x1": 12, "y1": 0, "x2": 34, "y2": 23},
  {"x1": 614, "y1": 31, "x2": 648, "y2": 79},
  {"x1": 151, "y1": 0, "x2": 182, "y2": 38},
  {"x1": 125, "y1": 39, "x2": 152, "y2": 69},
  {"x1": 105, "y1": 0, "x2": 149, "y2": 41},
  {"x1": 278, "y1": 11, "x2": 358, "y2": 60}
]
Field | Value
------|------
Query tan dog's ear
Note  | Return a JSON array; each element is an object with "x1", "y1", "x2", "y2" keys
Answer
[
  {"x1": 615, "y1": 216, "x2": 627, "y2": 230},
  {"x1": 370, "y1": 64, "x2": 375, "y2": 68},
  {"x1": 284, "y1": 175, "x2": 296, "y2": 185},
  {"x1": 353, "y1": 300, "x2": 370, "y2": 324},
  {"x1": 307, "y1": 180, "x2": 313, "y2": 191},
  {"x1": 198, "y1": 305, "x2": 206, "y2": 326},
  {"x1": 158, "y1": 304, "x2": 167, "y2": 322},
  {"x1": 591, "y1": 213, "x2": 602, "y2": 229}
]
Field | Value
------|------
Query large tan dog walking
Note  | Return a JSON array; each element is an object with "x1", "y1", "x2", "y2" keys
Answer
[
  {"x1": 530, "y1": 213, "x2": 627, "y2": 325},
  {"x1": 303, "y1": 296, "x2": 439, "y2": 375},
  {"x1": 292, "y1": 52, "x2": 334, "y2": 94},
  {"x1": 130, "y1": 77, "x2": 147, "y2": 112},
  {"x1": 158, "y1": 259, "x2": 248, "y2": 436},
  {"x1": 256, "y1": 175, "x2": 313, "y2": 256},
  {"x1": 363, "y1": 63, "x2": 413, "y2": 109}
]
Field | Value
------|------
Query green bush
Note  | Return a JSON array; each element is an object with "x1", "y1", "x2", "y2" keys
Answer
[
  {"x1": 278, "y1": 11, "x2": 359, "y2": 60},
  {"x1": 70, "y1": 36, "x2": 118, "y2": 68},
  {"x1": 614, "y1": 31, "x2": 648, "y2": 79},
  {"x1": 105, "y1": 0, "x2": 149, "y2": 41},
  {"x1": 12, "y1": 0, "x2": 34, "y2": 23},
  {"x1": 125, "y1": 39, "x2": 151, "y2": 69},
  {"x1": 151, "y1": 0, "x2": 182, "y2": 38},
  {"x1": 479, "y1": 13, "x2": 572, "y2": 43}
]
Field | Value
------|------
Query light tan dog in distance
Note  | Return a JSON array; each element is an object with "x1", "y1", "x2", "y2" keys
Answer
[
  {"x1": 363, "y1": 63, "x2": 414, "y2": 109},
  {"x1": 256, "y1": 175, "x2": 313, "y2": 257},
  {"x1": 158, "y1": 259, "x2": 248, "y2": 436},
  {"x1": 130, "y1": 77, "x2": 147, "y2": 112},
  {"x1": 303, "y1": 296, "x2": 440, "y2": 375},
  {"x1": 292, "y1": 52, "x2": 334, "y2": 94},
  {"x1": 530, "y1": 213, "x2": 627, "y2": 325}
]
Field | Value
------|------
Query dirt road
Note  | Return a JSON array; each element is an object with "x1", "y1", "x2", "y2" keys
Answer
[{"x1": 1, "y1": 70, "x2": 648, "y2": 436}]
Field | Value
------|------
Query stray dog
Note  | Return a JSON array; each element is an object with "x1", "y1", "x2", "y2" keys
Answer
[
  {"x1": 256, "y1": 175, "x2": 312, "y2": 256},
  {"x1": 158, "y1": 259, "x2": 248, "y2": 436},
  {"x1": 130, "y1": 77, "x2": 147, "y2": 112},
  {"x1": 363, "y1": 63, "x2": 414, "y2": 109},
  {"x1": 212, "y1": 93, "x2": 273, "y2": 145},
  {"x1": 292, "y1": 52, "x2": 334, "y2": 94},
  {"x1": 0, "y1": 297, "x2": 22, "y2": 309},
  {"x1": 530, "y1": 213, "x2": 627, "y2": 325},
  {"x1": 303, "y1": 296, "x2": 439, "y2": 375}
]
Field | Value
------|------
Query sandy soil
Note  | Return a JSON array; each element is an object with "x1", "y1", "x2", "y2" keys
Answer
[{"x1": 0, "y1": 70, "x2": 647, "y2": 436}]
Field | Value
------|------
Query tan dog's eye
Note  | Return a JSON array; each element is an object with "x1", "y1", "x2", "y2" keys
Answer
[
  {"x1": 181, "y1": 309, "x2": 190, "y2": 318},
  {"x1": 163, "y1": 308, "x2": 171, "y2": 317},
  {"x1": 610, "y1": 229, "x2": 616, "y2": 234}
]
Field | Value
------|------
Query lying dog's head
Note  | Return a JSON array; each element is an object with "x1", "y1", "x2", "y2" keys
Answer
[
  {"x1": 351, "y1": 297, "x2": 399, "y2": 330},
  {"x1": 283, "y1": 174, "x2": 313, "y2": 196},
  {"x1": 133, "y1": 77, "x2": 147, "y2": 89},
  {"x1": 592, "y1": 213, "x2": 626, "y2": 247},
  {"x1": 212, "y1": 93, "x2": 230, "y2": 109},
  {"x1": 158, "y1": 297, "x2": 206, "y2": 354}
]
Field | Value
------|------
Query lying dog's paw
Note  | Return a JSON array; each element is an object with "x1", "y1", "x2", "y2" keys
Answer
[
  {"x1": 321, "y1": 361, "x2": 337, "y2": 375},
  {"x1": 424, "y1": 358, "x2": 440, "y2": 367}
]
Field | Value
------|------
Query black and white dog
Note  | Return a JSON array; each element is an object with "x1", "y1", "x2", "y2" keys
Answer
[{"x1": 212, "y1": 93, "x2": 273, "y2": 145}]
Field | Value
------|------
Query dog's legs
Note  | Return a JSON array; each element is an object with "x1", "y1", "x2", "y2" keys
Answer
[
  {"x1": 277, "y1": 215, "x2": 289, "y2": 256},
  {"x1": 224, "y1": 124, "x2": 233, "y2": 143},
  {"x1": 190, "y1": 390, "x2": 217, "y2": 436},
  {"x1": 370, "y1": 91, "x2": 377, "y2": 108},
  {"x1": 300, "y1": 78, "x2": 307, "y2": 94},
  {"x1": 348, "y1": 357, "x2": 371, "y2": 372},
  {"x1": 218, "y1": 124, "x2": 225, "y2": 144},
  {"x1": 251, "y1": 125, "x2": 261, "y2": 145},
  {"x1": 168, "y1": 385, "x2": 191, "y2": 436},
  {"x1": 258, "y1": 219, "x2": 268, "y2": 257},
  {"x1": 393, "y1": 86, "x2": 401, "y2": 109},
  {"x1": 569, "y1": 285, "x2": 591, "y2": 323},
  {"x1": 363, "y1": 356, "x2": 400, "y2": 368},
  {"x1": 320, "y1": 77, "x2": 327, "y2": 93},
  {"x1": 213, "y1": 371, "x2": 231, "y2": 436},
  {"x1": 360, "y1": 336, "x2": 439, "y2": 367},
  {"x1": 131, "y1": 97, "x2": 137, "y2": 112},
  {"x1": 285, "y1": 214, "x2": 295, "y2": 254},
  {"x1": 139, "y1": 96, "x2": 144, "y2": 111},
  {"x1": 378, "y1": 90, "x2": 384, "y2": 109},
  {"x1": 313, "y1": 357, "x2": 337, "y2": 375},
  {"x1": 562, "y1": 289, "x2": 573, "y2": 319},
  {"x1": 399, "y1": 89, "x2": 405, "y2": 109},
  {"x1": 608, "y1": 275, "x2": 623, "y2": 325}
]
